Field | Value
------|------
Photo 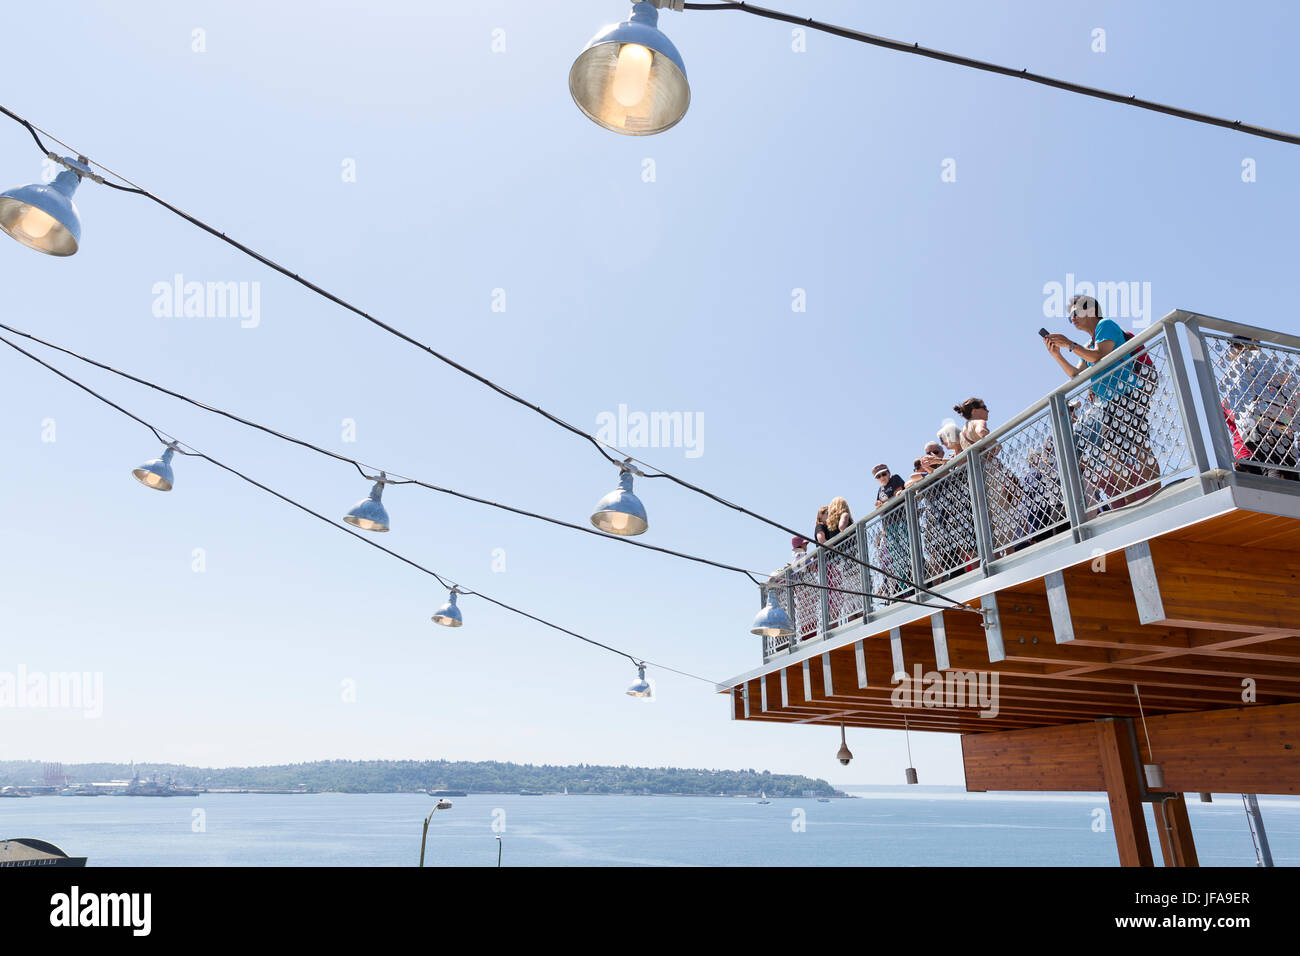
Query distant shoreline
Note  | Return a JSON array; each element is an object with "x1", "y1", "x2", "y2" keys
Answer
[{"x1": 0, "y1": 759, "x2": 842, "y2": 800}]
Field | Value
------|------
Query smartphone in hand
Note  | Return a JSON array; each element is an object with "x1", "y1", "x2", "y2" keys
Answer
[{"x1": 1038, "y1": 328, "x2": 1050, "y2": 339}]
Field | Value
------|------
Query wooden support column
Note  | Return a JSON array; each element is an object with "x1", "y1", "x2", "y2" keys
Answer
[
  {"x1": 1152, "y1": 794, "x2": 1199, "y2": 867},
  {"x1": 1096, "y1": 718, "x2": 1154, "y2": 867}
]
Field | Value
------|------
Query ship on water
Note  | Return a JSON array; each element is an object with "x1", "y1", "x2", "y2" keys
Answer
[
  {"x1": 426, "y1": 788, "x2": 467, "y2": 797},
  {"x1": 123, "y1": 770, "x2": 200, "y2": 797}
]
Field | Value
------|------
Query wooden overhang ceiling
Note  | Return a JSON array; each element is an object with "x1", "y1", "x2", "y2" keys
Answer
[{"x1": 726, "y1": 508, "x2": 1300, "y2": 733}]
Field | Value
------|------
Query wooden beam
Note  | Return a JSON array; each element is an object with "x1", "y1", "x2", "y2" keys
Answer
[
  {"x1": 1096, "y1": 718, "x2": 1154, "y2": 867},
  {"x1": 1139, "y1": 538, "x2": 1300, "y2": 633},
  {"x1": 961, "y1": 722, "x2": 1105, "y2": 792},
  {"x1": 961, "y1": 703, "x2": 1300, "y2": 795},
  {"x1": 1139, "y1": 702, "x2": 1300, "y2": 795}
]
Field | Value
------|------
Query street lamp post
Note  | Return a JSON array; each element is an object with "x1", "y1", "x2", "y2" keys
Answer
[{"x1": 418, "y1": 799, "x2": 453, "y2": 867}]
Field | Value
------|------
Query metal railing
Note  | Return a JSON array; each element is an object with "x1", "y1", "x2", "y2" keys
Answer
[{"x1": 759, "y1": 311, "x2": 1300, "y2": 662}]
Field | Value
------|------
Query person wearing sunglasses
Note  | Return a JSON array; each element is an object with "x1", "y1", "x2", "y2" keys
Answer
[{"x1": 1043, "y1": 294, "x2": 1160, "y2": 509}]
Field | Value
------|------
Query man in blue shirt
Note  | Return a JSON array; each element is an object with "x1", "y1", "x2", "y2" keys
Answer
[{"x1": 1044, "y1": 295, "x2": 1161, "y2": 509}]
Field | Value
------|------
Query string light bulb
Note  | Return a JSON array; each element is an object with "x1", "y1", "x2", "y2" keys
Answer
[
  {"x1": 570, "y1": 2, "x2": 690, "y2": 136},
  {"x1": 590, "y1": 462, "x2": 648, "y2": 536},
  {"x1": 0, "y1": 156, "x2": 90, "y2": 256},
  {"x1": 751, "y1": 588, "x2": 795, "y2": 638},
  {"x1": 344, "y1": 472, "x2": 391, "y2": 532},
  {"x1": 431, "y1": 589, "x2": 463, "y2": 628},
  {"x1": 626, "y1": 662, "x2": 652, "y2": 698},
  {"x1": 131, "y1": 444, "x2": 178, "y2": 492}
]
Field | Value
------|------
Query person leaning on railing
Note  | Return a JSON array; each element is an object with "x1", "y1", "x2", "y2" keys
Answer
[
  {"x1": 871, "y1": 464, "x2": 907, "y2": 598},
  {"x1": 813, "y1": 505, "x2": 831, "y2": 546},
  {"x1": 1221, "y1": 335, "x2": 1300, "y2": 481},
  {"x1": 953, "y1": 397, "x2": 1022, "y2": 558},
  {"x1": 820, "y1": 497, "x2": 854, "y2": 625},
  {"x1": 1043, "y1": 294, "x2": 1161, "y2": 510}
]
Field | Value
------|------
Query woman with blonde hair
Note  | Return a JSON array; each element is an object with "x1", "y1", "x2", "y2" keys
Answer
[
  {"x1": 821, "y1": 496, "x2": 854, "y2": 627},
  {"x1": 826, "y1": 496, "x2": 853, "y2": 537}
]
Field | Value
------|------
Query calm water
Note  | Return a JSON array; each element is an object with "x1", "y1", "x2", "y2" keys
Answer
[{"x1": 3, "y1": 788, "x2": 1296, "y2": 866}]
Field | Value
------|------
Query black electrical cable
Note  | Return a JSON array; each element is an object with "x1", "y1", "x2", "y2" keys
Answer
[
  {"x1": 0, "y1": 321, "x2": 772, "y2": 586},
  {"x1": 0, "y1": 332, "x2": 720, "y2": 686},
  {"x1": 0, "y1": 102, "x2": 973, "y2": 613},
  {"x1": 682, "y1": 2, "x2": 1300, "y2": 147},
  {"x1": 2, "y1": 322, "x2": 955, "y2": 615}
]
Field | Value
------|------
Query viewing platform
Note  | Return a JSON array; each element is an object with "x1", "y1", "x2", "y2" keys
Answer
[{"x1": 721, "y1": 309, "x2": 1300, "y2": 866}]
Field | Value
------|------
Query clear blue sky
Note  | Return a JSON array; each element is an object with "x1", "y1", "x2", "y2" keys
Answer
[{"x1": 1, "y1": 0, "x2": 1296, "y2": 786}]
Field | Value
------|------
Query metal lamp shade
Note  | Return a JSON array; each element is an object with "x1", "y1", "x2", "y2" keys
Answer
[
  {"x1": 344, "y1": 481, "x2": 390, "y2": 532},
  {"x1": 431, "y1": 591, "x2": 463, "y2": 628},
  {"x1": 570, "y1": 2, "x2": 689, "y2": 136},
  {"x1": 131, "y1": 447, "x2": 175, "y2": 492},
  {"x1": 751, "y1": 590, "x2": 795, "y2": 637},
  {"x1": 0, "y1": 169, "x2": 82, "y2": 256},
  {"x1": 590, "y1": 470, "x2": 648, "y2": 535},
  {"x1": 626, "y1": 666, "x2": 652, "y2": 698}
]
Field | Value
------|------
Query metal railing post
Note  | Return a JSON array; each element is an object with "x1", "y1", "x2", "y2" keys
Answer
[
  {"x1": 904, "y1": 490, "x2": 926, "y2": 593},
  {"x1": 1048, "y1": 391, "x2": 1089, "y2": 541},
  {"x1": 816, "y1": 545, "x2": 829, "y2": 638},
  {"x1": 856, "y1": 520, "x2": 872, "y2": 618},
  {"x1": 784, "y1": 572, "x2": 796, "y2": 653},
  {"x1": 1182, "y1": 317, "x2": 1238, "y2": 474},
  {"x1": 1162, "y1": 324, "x2": 1213, "y2": 481},
  {"x1": 965, "y1": 455, "x2": 996, "y2": 572}
]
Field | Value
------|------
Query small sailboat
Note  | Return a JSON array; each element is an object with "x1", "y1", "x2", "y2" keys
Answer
[{"x1": 757, "y1": 791, "x2": 771, "y2": 805}]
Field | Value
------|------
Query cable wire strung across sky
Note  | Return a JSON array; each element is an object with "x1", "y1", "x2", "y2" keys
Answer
[
  {"x1": 680, "y1": 2, "x2": 1300, "y2": 146},
  {"x1": 0, "y1": 331, "x2": 721, "y2": 687},
  {"x1": 0, "y1": 321, "x2": 953, "y2": 614},
  {"x1": 0, "y1": 101, "x2": 977, "y2": 615}
]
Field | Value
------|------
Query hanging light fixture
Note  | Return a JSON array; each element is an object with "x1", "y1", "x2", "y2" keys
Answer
[
  {"x1": 836, "y1": 723, "x2": 853, "y2": 766},
  {"x1": 343, "y1": 472, "x2": 391, "y2": 532},
  {"x1": 750, "y1": 588, "x2": 795, "y2": 638},
  {"x1": 626, "y1": 662, "x2": 652, "y2": 698},
  {"x1": 1133, "y1": 683, "x2": 1165, "y2": 788},
  {"x1": 903, "y1": 715, "x2": 919, "y2": 784},
  {"x1": 590, "y1": 462, "x2": 648, "y2": 536},
  {"x1": 570, "y1": 1, "x2": 690, "y2": 136},
  {"x1": 131, "y1": 443, "x2": 179, "y2": 492},
  {"x1": 431, "y1": 588, "x2": 464, "y2": 628},
  {"x1": 0, "y1": 156, "x2": 92, "y2": 256}
]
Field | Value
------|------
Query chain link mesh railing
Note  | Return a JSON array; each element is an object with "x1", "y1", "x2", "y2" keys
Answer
[
  {"x1": 823, "y1": 528, "x2": 866, "y2": 630},
  {"x1": 983, "y1": 409, "x2": 1070, "y2": 556},
  {"x1": 1065, "y1": 333, "x2": 1191, "y2": 515},
  {"x1": 1204, "y1": 333, "x2": 1300, "y2": 479},
  {"x1": 916, "y1": 460, "x2": 978, "y2": 583},
  {"x1": 865, "y1": 503, "x2": 914, "y2": 603},
  {"x1": 788, "y1": 552, "x2": 821, "y2": 644}
]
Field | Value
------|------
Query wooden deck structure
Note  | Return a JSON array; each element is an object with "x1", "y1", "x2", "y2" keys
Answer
[{"x1": 721, "y1": 311, "x2": 1300, "y2": 866}]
